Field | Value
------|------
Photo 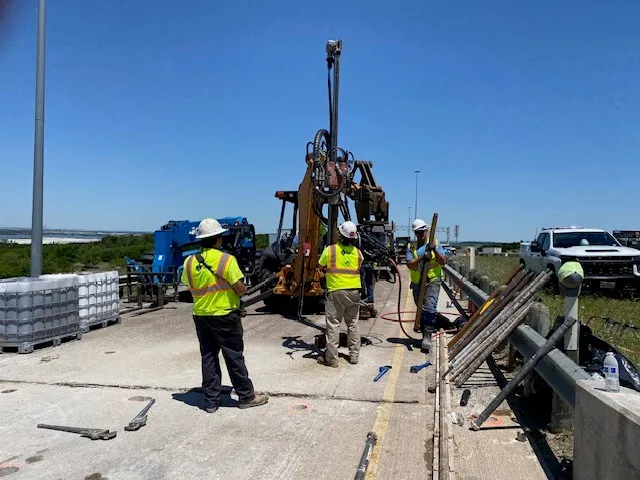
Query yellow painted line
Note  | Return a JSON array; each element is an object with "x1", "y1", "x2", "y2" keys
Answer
[{"x1": 365, "y1": 280, "x2": 415, "y2": 479}]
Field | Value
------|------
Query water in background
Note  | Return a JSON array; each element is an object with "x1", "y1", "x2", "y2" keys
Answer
[{"x1": 0, "y1": 227, "x2": 147, "y2": 245}]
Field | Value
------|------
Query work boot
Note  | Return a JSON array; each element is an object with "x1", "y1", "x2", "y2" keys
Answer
[
  {"x1": 317, "y1": 356, "x2": 339, "y2": 368},
  {"x1": 421, "y1": 328, "x2": 433, "y2": 353},
  {"x1": 238, "y1": 393, "x2": 269, "y2": 409},
  {"x1": 204, "y1": 406, "x2": 219, "y2": 414},
  {"x1": 349, "y1": 356, "x2": 358, "y2": 365}
]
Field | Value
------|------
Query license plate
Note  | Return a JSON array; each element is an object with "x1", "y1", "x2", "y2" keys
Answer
[{"x1": 600, "y1": 281, "x2": 616, "y2": 289}]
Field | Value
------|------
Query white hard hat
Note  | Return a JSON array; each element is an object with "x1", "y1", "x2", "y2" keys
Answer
[
  {"x1": 412, "y1": 218, "x2": 428, "y2": 231},
  {"x1": 195, "y1": 218, "x2": 228, "y2": 239},
  {"x1": 338, "y1": 221, "x2": 358, "y2": 239}
]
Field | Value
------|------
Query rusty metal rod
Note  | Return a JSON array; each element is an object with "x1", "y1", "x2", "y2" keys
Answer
[
  {"x1": 450, "y1": 271, "x2": 551, "y2": 371},
  {"x1": 451, "y1": 297, "x2": 537, "y2": 380},
  {"x1": 471, "y1": 314, "x2": 578, "y2": 430},
  {"x1": 450, "y1": 272, "x2": 532, "y2": 362},
  {"x1": 449, "y1": 270, "x2": 532, "y2": 358},
  {"x1": 447, "y1": 265, "x2": 522, "y2": 350},
  {"x1": 454, "y1": 299, "x2": 538, "y2": 387}
]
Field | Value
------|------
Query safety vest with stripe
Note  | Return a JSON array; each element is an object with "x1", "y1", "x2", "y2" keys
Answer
[
  {"x1": 409, "y1": 242, "x2": 443, "y2": 285},
  {"x1": 324, "y1": 243, "x2": 363, "y2": 292},
  {"x1": 181, "y1": 249, "x2": 239, "y2": 316}
]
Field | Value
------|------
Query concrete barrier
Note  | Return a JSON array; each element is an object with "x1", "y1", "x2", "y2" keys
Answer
[{"x1": 574, "y1": 379, "x2": 640, "y2": 480}]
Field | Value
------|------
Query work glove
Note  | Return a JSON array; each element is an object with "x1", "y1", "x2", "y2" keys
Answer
[{"x1": 426, "y1": 242, "x2": 436, "y2": 252}]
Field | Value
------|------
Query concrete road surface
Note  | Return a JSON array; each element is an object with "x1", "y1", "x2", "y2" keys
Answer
[{"x1": 0, "y1": 268, "x2": 437, "y2": 480}]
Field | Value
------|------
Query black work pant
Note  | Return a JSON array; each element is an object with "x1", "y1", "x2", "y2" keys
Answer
[{"x1": 193, "y1": 311, "x2": 255, "y2": 408}]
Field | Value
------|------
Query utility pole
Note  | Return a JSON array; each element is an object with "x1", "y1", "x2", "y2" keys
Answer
[
  {"x1": 414, "y1": 170, "x2": 420, "y2": 220},
  {"x1": 30, "y1": 0, "x2": 46, "y2": 278}
]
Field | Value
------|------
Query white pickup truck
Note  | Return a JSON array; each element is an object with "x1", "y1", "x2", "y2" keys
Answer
[{"x1": 519, "y1": 227, "x2": 640, "y2": 293}]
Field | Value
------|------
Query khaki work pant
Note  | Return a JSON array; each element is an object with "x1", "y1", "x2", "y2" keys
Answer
[{"x1": 324, "y1": 289, "x2": 361, "y2": 364}]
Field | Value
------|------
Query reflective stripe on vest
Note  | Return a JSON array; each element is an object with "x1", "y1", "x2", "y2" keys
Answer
[
  {"x1": 326, "y1": 244, "x2": 363, "y2": 276},
  {"x1": 185, "y1": 253, "x2": 233, "y2": 297},
  {"x1": 410, "y1": 244, "x2": 443, "y2": 284},
  {"x1": 325, "y1": 243, "x2": 363, "y2": 291}
]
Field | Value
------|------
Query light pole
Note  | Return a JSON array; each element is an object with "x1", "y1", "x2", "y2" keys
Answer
[
  {"x1": 30, "y1": 0, "x2": 46, "y2": 277},
  {"x1": 414, "y1": 170, "x2": 420, "y2": 220},
  {"x1": 408, "y1": 206, "x2": 412, "y2": 240}
]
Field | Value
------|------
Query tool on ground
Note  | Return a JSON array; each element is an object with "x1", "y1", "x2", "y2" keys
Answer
[
  {"x1": 124, "y1": 398, "x2": 156, "y2": 431},
  {"x1": 460, "y1": 389, "x2": 471, "y2": 406},
  {"x1": 37, "y1": 423, "x2": 117, "y2": 440},
  {"x1": 354, "y1": 431, "x2": 377, "y2": 480},
  {"x1": 413, "y1": 213, "x2": 439, "y2": 333},
  {"x1": 470, "y1": 314, "x2": 577, "y2": 430},
  {"x1": 410, "y1": 361, "x2": 432, "y2": 373},
  {"x1": 374, "y1": 365, "x2": 392, "y2": 382}
]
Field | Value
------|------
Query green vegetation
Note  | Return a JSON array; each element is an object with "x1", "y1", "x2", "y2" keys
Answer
[
  {"x1": 453, "y1": 254, "x2": 640, "y2": 366},
  {"x1": 255, "y1": 233, "x2": 270, "y2": 249},
  {"x1": 0, "y1": 235, "x2": 154, "y2": 279}
]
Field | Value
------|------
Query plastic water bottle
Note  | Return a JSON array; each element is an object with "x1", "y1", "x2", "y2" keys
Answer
[{"x1": 603, "y1": 352, "x2": 620, "y2": 393}]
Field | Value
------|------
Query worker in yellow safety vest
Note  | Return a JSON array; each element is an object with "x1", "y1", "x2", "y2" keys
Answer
[
  {"x1": 316, "y1": 221, "x2": 364, "y2": 367},
  {"x1": 406, "y1": 218, "x2": 447, "y2": 353},
  {"x1": 181, "y1": 218, "x2": 268, "y2": 413}
]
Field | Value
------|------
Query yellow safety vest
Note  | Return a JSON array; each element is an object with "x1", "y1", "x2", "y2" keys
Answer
[
  {"x1": 180, "y1": 249, "x2": 242, "y2": 316},
  {"x1": 409, "y1": 242, "x2": 443, "y2": 285},
  {"x1": 324, "y1": 243, "x2": 363, "y2": 292}
]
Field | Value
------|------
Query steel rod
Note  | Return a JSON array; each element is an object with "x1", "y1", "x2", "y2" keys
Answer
[
  {"x1": 454, "y1": 299, "x2": 538, "y2": 387},
  {"x1": 447, "y1": 265, "x2": 522, "y2": 349},
  {"x1": 354, "y1": 432, "x2": 377, "y2": 480},
  {"x1": 471, "y1": 314, "x2": 578, "y2": 430},
  {"x1": 449, "y1": 270, "x2": 532, "y2": 358},
  {"x1": 451, "y1": 272, "x2": 550, "y2": 370},
  {"x1": 451, "y1": 298, "x2": 536, "y2": 380}
]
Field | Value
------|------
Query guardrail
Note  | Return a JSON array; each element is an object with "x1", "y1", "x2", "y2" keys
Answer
[{"x1": 443, "y1": 264, "x2": 591, "y2": 407}]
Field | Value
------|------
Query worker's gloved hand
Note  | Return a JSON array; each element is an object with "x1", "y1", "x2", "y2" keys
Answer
[{"x1": 426, "y1": 242, "x2": 436, "y2": 252}]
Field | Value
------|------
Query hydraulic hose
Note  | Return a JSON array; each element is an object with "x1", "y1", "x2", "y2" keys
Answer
[{"x1": 384, "y1": 258, "x2": 421, "y2": 341}]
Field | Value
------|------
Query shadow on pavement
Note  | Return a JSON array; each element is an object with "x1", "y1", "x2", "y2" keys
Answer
[{"x1": 172, "y1": 387, "x2": 238, "y2": 409}]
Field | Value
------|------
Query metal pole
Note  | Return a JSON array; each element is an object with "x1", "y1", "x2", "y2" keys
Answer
[
  {"x1": 564, "y1": 294, "x2": 579, "y2": 363},
  {"x1": 408, "y1": 206, "x2": 411, "y2": 241},
  {"x1": 469, "y1": 247, "x2": 476, "y2": 271},
  {"x1": 471, "y1": 314, "x2": 578, "y2": 430},
  {"x1": 30, "y1": 0, "x2": 46, "y2": 277},
  {"x1": 414, "y1": 170, "x2": 420, "y2": 219}
]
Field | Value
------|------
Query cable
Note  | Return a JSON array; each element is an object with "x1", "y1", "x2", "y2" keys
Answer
[{"x1": 384, "y1": 258, "x2": 421, "y2": 341}]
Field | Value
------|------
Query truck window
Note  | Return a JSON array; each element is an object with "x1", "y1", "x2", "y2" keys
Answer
[
  {"x1": 540, "y1": 233, "x2": 550, "y2": 251},
  {"x1": 553, "y1": 232, "x2": 619, "y2": 248}
]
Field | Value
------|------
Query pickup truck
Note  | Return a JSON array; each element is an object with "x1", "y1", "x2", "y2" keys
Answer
[{"x1": 519, "y1": 227, "x2": 640, "y2": 294}]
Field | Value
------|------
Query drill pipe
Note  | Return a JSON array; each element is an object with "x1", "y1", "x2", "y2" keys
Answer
[
  {"x1": 449, "y1": 270, "x2": 531, "y2": 358},
  {"x1": 450, "y1": 271, "x2": 551, "y2": 371},
  {"x1": 454, "y1": 298, "x2": 538, "y2": 387}
]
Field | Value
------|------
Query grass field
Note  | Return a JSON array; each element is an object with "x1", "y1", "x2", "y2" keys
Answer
[{"x1": 451, "y1": 254, "x2": 640, "y2": 366}]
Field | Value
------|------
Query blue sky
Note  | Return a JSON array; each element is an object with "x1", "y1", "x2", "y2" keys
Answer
[{"x1": 1, "y1": 1, "x2": 638, "y2": 242}]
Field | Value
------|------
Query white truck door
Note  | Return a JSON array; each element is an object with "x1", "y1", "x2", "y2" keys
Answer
[{"x1": 537, "y1": 233, "x2": 551, "y2": 271}]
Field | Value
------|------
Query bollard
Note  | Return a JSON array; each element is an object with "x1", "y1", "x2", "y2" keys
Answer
[
  {"x1": 469, "y1": 270, "x2": 479, "y2": 286},
  {"x1": 469, "y1": 247, "x2": 476, "y2": 270},
  {"x1": 459, "y1": 264, "x2": 469, "y2": 301},
  {"x1": 479, "y1": 275, "x2": 491, "y2": 295},
  {"x1": 522, "y1": 302, "x2": 550, "y2": 397},
  {"x1": 527, "y1": 302, "x2": 550, "y2": 337}
]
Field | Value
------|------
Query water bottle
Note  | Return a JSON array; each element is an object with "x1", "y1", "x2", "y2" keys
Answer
[{"x1": 603, "y1": 352, "x2": 620, "y2": 393}]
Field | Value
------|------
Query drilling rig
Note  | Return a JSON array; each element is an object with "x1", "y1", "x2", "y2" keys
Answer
[{"x1": 246, "y1": 40, "x2": 392, "y2": 315}]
